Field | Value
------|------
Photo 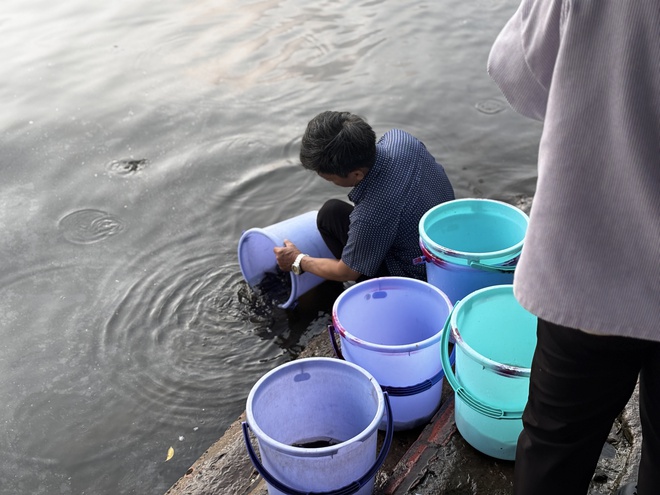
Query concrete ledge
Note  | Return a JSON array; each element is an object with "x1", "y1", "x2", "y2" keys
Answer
[
  {"x1": 166, "y1": 323, "x2": 641, "y2": 495},
  {"x1": 164, "y1": 412, "x2": 266, "y2": 495}
]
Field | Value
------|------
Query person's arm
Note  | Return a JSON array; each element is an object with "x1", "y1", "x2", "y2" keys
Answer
[
  {"x1": 274, "y1": 239, "x2": 361, "y2": 282},
  {"x1": 487, "y1": 0, "x2": 564, "y2": 121}
]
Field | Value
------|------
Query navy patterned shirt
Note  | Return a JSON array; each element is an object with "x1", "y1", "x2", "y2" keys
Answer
[{"x1": 343, "y1": 129, "x2": 455, "y2": 279}]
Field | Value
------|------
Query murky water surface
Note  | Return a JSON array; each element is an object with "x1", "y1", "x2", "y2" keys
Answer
[{"x1": 0, "y1": 0, "x2": 541, "y2": 493}]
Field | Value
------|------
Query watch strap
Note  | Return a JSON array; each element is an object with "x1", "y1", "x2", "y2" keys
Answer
[{"x1": 292, "y1": 253, "x2": 308, "y2": 274}]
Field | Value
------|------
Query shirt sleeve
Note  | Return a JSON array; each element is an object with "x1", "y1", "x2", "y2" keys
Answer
[{"x1": 487, "y1": 0, "x2": 565, "y2": 121}]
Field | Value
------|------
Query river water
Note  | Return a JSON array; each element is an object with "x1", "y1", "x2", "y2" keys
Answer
[{"x1": 0, "y1": 0, "x2": 541, "y2": 494}]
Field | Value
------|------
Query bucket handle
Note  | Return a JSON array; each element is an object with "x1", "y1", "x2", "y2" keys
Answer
[
  {"x1": 327, "y1": 324, "x2": 344, "y2": 360},
  {"x1": 242, "y1": 392, "x2": 394, "y2": 495},
  {"x1": 467, "y1": 259, "x2": 517, "y2": 273},
  {"x1": 440, "y1": 308, "x2": 525, "y2": 420},
  {"x1": 415, "y1": 242, "x2": 518, "y2": 273},
  {"x1": 327, "y1": 324, "x2": 455, "y2": 397}
]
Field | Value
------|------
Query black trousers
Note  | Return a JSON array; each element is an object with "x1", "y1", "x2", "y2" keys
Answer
[
  {"x1": 514, "y1": 318, "x2": 660, "y2": 495},
  {"x1": 316, "y1": 199, "x2": 389, "y2": 279},
  {"x1": 317, "y1": 199, "x2": 352, "y2": 260}
]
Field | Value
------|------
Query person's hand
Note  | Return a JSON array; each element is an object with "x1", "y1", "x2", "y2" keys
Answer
[{"x1": 273, "y1": 239, "x2": 301, "y2": 272}]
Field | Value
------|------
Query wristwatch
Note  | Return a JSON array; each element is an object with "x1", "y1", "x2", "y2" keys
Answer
[{"x1": 291, "y1": 253, "x2": 308, "y2": 275}]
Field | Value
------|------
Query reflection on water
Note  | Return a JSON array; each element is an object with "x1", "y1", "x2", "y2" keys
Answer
[{"x1": 0, "y1": 0, "x2": 540, "y2": 493}]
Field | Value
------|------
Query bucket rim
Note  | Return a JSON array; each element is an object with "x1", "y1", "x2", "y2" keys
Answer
[
  {"x1": 450, "y1": 285, "x2": 532, "y2": 378},
  {"x1": 332, "y1": 277, "x2": 453, "y2": 352},
  {"x1": 237, "y1": 227, "x2": 298, "y2": 308},
  {"x1": 245, "y1": 357, "x2": 385, "y2": 457},
  {"x1": 418, "y1": 198, "x2": 529, "y2": 264}
]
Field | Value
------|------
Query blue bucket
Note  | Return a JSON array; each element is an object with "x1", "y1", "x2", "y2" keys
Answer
[
  {"x1": 417, "y1": 199, "x2": 529, "y2": 303},
  {"x1": 440, "y1": 285, "x2": 537, "y2": 460},
  {"x1": 238, "y1": 211, "x2": 335, "y2": 309},
  {"x1": 329, "y1": 277, "x2": 453, "y2": 431},
  {"x1": 243, "y1": 358, "x2": 393, "y2": 495}
]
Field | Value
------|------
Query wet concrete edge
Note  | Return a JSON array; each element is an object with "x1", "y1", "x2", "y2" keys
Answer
[{"x1": 164, "y1": 326, "x2": 641, "y2": 495}]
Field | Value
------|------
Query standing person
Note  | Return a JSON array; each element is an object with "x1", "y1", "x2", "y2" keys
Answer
[
  {"x1": 274, "y1": 111, "x2": 454, "y2": 282},
  {"x1": 487, "y1": 1, "x2": 660, "y2": 494}
]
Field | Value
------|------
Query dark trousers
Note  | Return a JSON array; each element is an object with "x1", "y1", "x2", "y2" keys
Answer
[
  {"x1": 317, "y1": 199, "x2": 353, "y2": 260},
  {"x1": 316, "y1": 198, "x2": 389, "y2": 280},
  {"x1": 514, "y1": 318, "x2": 660, "y2": 495}
]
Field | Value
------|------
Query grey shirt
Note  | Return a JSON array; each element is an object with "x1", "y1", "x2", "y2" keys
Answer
[{"x1": 488, "y1": 0, "x2": 660, "y2": 340}]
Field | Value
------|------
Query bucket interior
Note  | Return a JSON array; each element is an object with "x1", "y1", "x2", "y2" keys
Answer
[
  {"x1": 420, "y1": 199, "x2": 528, "y2": 261},
  {"x1": 247, "y1": 358, "x2": 382, "y2": 450},
  {"x1": 333, "y1": 278, "x2": 452, "y2": 348},
  {"x1": 237, "y1": 229, "x2": 281, "y2": 287}
]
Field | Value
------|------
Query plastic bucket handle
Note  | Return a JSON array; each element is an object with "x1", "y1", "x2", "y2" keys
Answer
[
  {"x1": 418, "y1": 199, "x2": 528, "y2": 266},
  {"x1": 439, "y1": 306, "x2": 525, "y2": 420},
  {"x1": 327, "y1": 325, "x2": 455, "y2": 397},
  {"x1": 242, "y1": 391, "x2": 394, "y2": 495},
  {"x1": 414, "y1": 240, "x2": 518, "y2": 273}
]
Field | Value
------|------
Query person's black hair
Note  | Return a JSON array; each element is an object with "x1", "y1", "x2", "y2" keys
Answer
[{"x1": 299, "y1": 111, "x2": 376, "y2": 177}]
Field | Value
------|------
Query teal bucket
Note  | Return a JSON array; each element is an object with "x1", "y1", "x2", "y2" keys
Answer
[
  {"x1": 417, "y1": 199, "x2": 529, "y2": 303},
  {"x1": 440, "y1": 285, "x2": 537, "y2": 460}
]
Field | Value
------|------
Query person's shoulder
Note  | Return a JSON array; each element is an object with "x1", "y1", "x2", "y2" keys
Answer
[
  {"x1": 383, "y1": 128, "x2": 414, "y2": 138},
  {"x1": 380, "y1": 128, "x2": 420, "y2": 145}
]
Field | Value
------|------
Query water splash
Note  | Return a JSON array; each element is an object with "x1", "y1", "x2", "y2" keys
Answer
[{"x1": 106, "y1": 158, "x2": 148, "y2": 177}]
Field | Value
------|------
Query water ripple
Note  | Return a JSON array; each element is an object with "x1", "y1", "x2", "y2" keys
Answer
[
  {"x1": 475, "y1": 98, "x2": 507, "y2": 115},
  {"x1": 99, "y1": 241, "x2": 287, "y2": 420},
  {"x1": 474, "y1": 0, "x2": 508, "y2": 10},
  {"x1": 58, "y1": 209, "x2": 125, "y2": 244},
  {"x1": 106, "y1": 158, "x2": 148, "y2": 177},
  {"x1": 206, "y1": 158, "x2": 323, "y2": 228}
]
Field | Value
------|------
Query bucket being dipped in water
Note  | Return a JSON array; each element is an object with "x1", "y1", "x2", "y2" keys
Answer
[
  {"x1": 440, "y1": 284, "x2": 537, "y2": 460},
  {"x1": 328, "y1": 277, "x2": 453, "y2": 431},
  {"x1": 238, "y1": 211, "x2": 335, "y2": 309},
  {"x1": 242, "y1": 357, "x2": 393, "y2": 495},
  {"x1": 416, "y1": 198, "x2": 529, "y2": 303}
]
